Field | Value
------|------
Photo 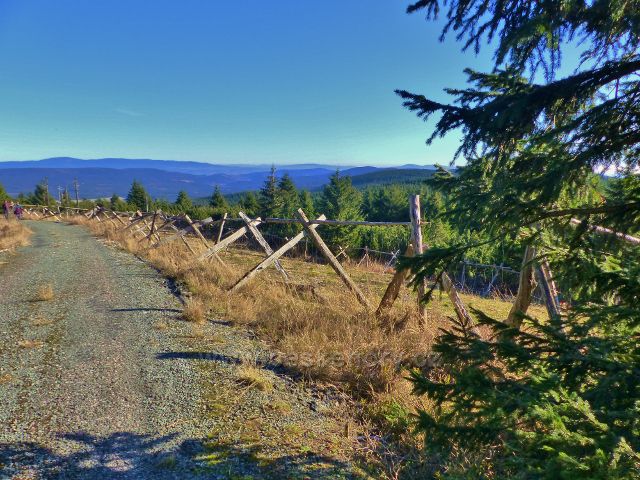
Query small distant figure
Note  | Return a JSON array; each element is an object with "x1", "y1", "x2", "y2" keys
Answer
[
  {"x1": 2, "y1": 200, "x2": 11, "y2": 220},
  {"x1": 13, "y1": 203, "x2": 23, "y2": 220}
]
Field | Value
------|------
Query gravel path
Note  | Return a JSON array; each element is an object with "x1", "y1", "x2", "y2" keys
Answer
[{"x1": 0, "y1": 221, "x2": 362, "y2": 479}]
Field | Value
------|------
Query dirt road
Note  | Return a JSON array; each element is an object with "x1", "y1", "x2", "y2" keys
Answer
[{"x1": 0, "y1": 221, "x2": 359, "y2": 479}]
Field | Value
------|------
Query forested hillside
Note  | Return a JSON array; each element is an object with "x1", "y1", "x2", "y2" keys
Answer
[{"x1": 1, "y1": 164, "x2": 607, "y2": 273}]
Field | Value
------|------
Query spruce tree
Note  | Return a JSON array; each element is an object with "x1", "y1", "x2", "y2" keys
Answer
[
  {"x1": 209, "y1": 186, "x2": 228, "y2": 210},
  {"x1": 175, "y1": 190, "x2": 193, "y2": 211},
  {"x1": 31, "y1": 181, "x2": 51, "y2": 206},
  {"x1": 299, "y1": 189, "x2": 315, "y2": 218},
  {"x1": 277, "y1": 174, "x2": 301, "y2": 237},
  {"x1": 126, "y1": 180, "x2": 148, "y2": 211},
  {"x1": 239, "y1": 192, "x2": 260, "y2": 217},
  {"x1": 109, "y1": 194, "x2": 119, "y2": 210},
  {"x1": 398, "y1": 1, "x2": 640, "y2": 478},
  {"x1": 319, "y1": 171, "x2": 363, "y2": 248},
  {"x1": 258, "y1": 165, "x2": 280, "y2": 218}
]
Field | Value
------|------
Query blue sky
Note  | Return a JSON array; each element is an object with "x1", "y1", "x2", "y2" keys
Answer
[{"x1": 0, "y1": 0, "x2": 495, "y2": 165}]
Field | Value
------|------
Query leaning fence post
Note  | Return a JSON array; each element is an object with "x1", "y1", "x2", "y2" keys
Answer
[
  {"x1": 238, "y1": 212, "x2": 288, "y2": 279},
  {"x1": 505, "y1": 246, "x2": 537, "y2": 328},
  {"x1": 184, "y1": 214, "x2": 210, "y2": 250},
  {"x1": 537, "y1": 258, "x2": 562, "y2": 320},
  {"x1": 216, "y1": 212, "x2": 228, "y2": 244},
  {"x1": 376, "y1": 244, "x2": 414, "y2": 317},
  {"x1": 296, "y1": 208, "x2": 371, "y2": 310}
]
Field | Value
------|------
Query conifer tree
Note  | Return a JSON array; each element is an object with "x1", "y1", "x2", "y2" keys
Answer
[
  {"x1": 30, "y1": 180, "x2": 51, "y2": 206},
  {"x1": 209, "y1": 186, "x2": 228, "y2": 211},
  {"x1": 239, "y1": 192, "x2": 260, "y2": 217},
  {"x1": 126, "y1": 180, "x2": 148, "y2": 211},
  {"x1": 299, "y1": 189, "x2": 315, "y2": 218},
  {"x1": 277, "y1": 174, "x2": 301, "y2": 237},
  {"x1": 398, "y1": 1, "x2": 640, "y2": 478},
  {"x1": 175, "y1": 190, "x2": 193, "y2": 211},
  {"x1": 319, "y1": 171, "x2": 363, "y2": 248},
  {"x1": 109, "y1": 194, "x2": 119, "y2": 210},
  {"x1": 258, "y1": 165, "x2": 280, "y2": 218}
]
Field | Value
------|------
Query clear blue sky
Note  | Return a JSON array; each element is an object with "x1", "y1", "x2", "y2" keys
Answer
[{"x1": 0, "y1": 0, "x2": 495, "y2": 165}]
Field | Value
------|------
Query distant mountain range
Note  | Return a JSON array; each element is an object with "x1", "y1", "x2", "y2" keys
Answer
[{"x1": 0, "y1": 157, "x2": 439, "y2": 199}]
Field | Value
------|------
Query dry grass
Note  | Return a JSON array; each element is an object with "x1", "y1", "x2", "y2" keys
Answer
[
  {"x1": 67, "y1": 215, "x2": 548, "y2": 474},
  {"x1": 18, "y1": 339, "x2": 44, "y2": 349},
  {"x1": 0, "y1": 218, "x2": 32, "y2": 251},
  {"x1": 34, "y1": 284, "x2": 54, "y2": 302},
  {"x1": 236, "y1": 364, "x2": 274, "y2": 392},
  {"x1": 31, "y1": 316, "x2": 55, "y2": 326},
  {"x1": 69, "y1": 216, "x2": 545, "y2": 397},
  {"x1": 181, "y1": 299, "x2": 206, "y2": 323}
]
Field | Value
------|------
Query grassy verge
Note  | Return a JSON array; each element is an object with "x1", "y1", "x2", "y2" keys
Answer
[
  {"x1": 70, "y1": 216, "x2": 546, "y2": 477},
  {"x1": 0, "y1": 218, "x2": 32, "y2": 251}
]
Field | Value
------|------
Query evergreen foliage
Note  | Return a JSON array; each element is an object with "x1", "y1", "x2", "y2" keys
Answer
[
  {"x1": 126, "y1": 180, "x2": 149, "y2": 211},
  {"x1": 30, "y1": 180, "x2": 52, "y2": 206},
  {"x1": 276, "y1": 174, "x2": 302, "y2": 237},
  {"x1": 175, "y1": 190, "x2": 193, "y2": 211},
  {"x1": 0, "y1": 183, "x2": 10, "y2": 202},
  {"x1": 209, "y1": 186, "x2": 228, "y2": 211},
  {"x1": 398, "y1": 1, "x2": 640, "y2": 478},
  {"x1": 239, "y1": 192, "x2": 260, "y2": 217},
  {"x1": 318, "y1": 171, "x2": 363, "y2": 248},
  {"x1": 258, "y1": 165, "x2": 281, "y2": 218}
]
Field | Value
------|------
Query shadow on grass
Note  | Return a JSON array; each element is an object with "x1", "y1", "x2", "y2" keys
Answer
[{"x1": 0, "y1": 431, "x2": 356, "y2": 479}]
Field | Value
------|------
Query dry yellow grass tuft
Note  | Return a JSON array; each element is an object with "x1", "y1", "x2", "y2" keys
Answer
[
  {"x1": 31, "y1": 316, "x2": 55, "y2": 326},
  {"x1": 182, "y1": 299, "x2": 206, "y2": 324},
  {"x1": 0, "y1": 218, "x2": 32, "y2": 251},
  {"x1": 18, "y1": 339, "x2": 44, "y2": 349},
  {"x1": 236, "y1": 364, "x2": 274, "y2": 392},
  {"x1": 34, "y1": 284, "x2": 54, "y2": 302}
]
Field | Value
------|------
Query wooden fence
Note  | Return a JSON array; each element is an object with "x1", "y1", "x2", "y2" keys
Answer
[{"x1": 20, "y1": 196, "x2": 640, "y2": 331}]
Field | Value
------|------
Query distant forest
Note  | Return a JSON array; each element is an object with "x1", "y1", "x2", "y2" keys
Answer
[{"x1": 0, "y1": 167, "x2": 611, "y2": 270}]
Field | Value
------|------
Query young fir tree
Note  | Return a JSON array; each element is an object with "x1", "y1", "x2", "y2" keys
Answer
[
  {"x1": 126, "y1": 180, "x2": 148, "y2": 211},
  {"x1": 239, "y1": 191, "x2": 260, "y2": 217},
  {"x1": 175, "y1": 190, "x2": 193, "y2": 211},
  {"x1": 258, "y1": 165, "x2": 281, "y2": 218},
  {"x1": 109, "y1": 193, "x2": 119, "y2": 210},
  {"x1": 30, "y1": 181, "x2": 51, "y2": 205},
  {"x1": 397, "y1": 1, "x2": 640, "y2": 478},
  {"x1": 319, "y1": 170, "x2": 363, "y2": 248},
  {"x1": 276, "y1": 174, "x2": 301, "y2": 237},
  {"x1": 209, "y1": 186, "x2": 228, "y2": 211},
  {"x1": 299, "y1": 189, "x2": 315, "y2": 218}
]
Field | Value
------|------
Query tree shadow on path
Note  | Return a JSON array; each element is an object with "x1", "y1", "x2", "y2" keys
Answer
[{"x1": 0, "y1": 431, "x2": 356, "y2": 479}]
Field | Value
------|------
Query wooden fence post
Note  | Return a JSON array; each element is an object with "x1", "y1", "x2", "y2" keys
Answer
[
  {"x1": 409, "y1": 195, "x2": 427, "y2": 322},
  {"x1": 376, "y1": 244, "x2": 414, "y2": 317},
  {"x1": 230, "y1": 214, "x2": 326, "y2": 292},
  {"x1": 238, "y1": 212, "x2": 288, "y2": 279},
  {"x1": 296, "y1": 208, "x2": 371, "y2": 310},
  {"x1": 184, "y1": 214, "x2": 210, "y2": 250},
  {"x1": 506, "y1": 246, "x2": 537, "y2": 328},
  {"x1": 537, "y1": 259, "x2": 561, "y2": 320},
  {"x1": 217, "y1": 212, "x2": 227, "y2": 244},
  {"x1": 197, "y1": 218, "x2": 263, "y2": 261},
  {"x1": 440, "y1": 271, "x2": 476, "y2": 331}
]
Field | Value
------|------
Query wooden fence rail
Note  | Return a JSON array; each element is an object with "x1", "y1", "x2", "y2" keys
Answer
[{"x1": 28, "y1": 195, "x2": 636, "y2": 331}]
